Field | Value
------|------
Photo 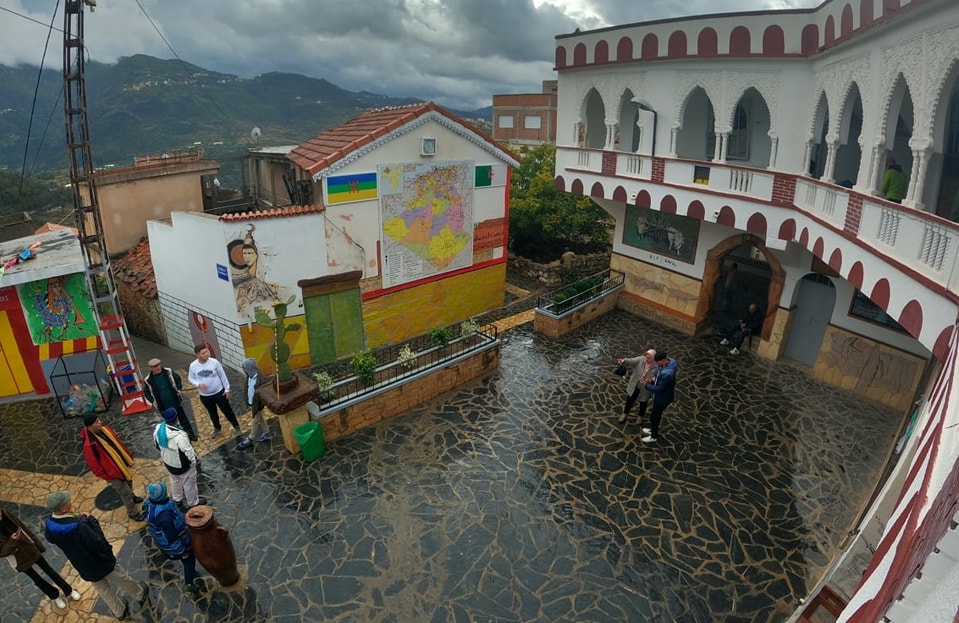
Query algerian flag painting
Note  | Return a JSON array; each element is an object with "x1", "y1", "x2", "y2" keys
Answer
[{"x1": 474, "y1": 164, "x2": 507, "y2": 188}]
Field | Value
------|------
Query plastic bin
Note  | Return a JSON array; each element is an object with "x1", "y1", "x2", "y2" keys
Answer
[{"x1": 293, "y1": 421, "x2": 326, "y2": 463}]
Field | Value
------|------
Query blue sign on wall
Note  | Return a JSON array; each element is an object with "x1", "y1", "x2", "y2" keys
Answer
[{"x1": 216, "y1": 264, "x2": 229, "y2": 281}]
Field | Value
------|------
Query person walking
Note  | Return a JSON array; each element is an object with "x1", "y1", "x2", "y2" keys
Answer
[
  {"x1": 641, "y1": 351, "x2": 678, "y2": 443},
  {"x1": 81, "y1": 415, "x2": 144, "y2": 521},
  {"x1": 143, "y1": 358, "x2": 198, "y2": 441},
  {"x1": 237, "y1": 358, "x2": 273, "y2": 449},
  {"x1": 0, "y1": 505, "x2": 81, "y2": 610},
  {"x1": 720, "y1": 302, "x2": 763, "y2": 355},
  {"x1": 616, "y1": 348, "x2": 657, "y2": 425},
  {"x1": 142, "y1": 483, "x2": 201, "y2": 596},
  {"x1": 154, "y1": 408, "x2": 206, "y2": 509},
  {"x1": 188, "y1": 344, "x2": 241, "y2": 438},
  {"x1": 43, "y1": 491, "x2": 146, "y2": 619}
]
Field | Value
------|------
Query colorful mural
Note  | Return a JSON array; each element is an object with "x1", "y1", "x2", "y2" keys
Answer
[
  {"x1": 622, "y1": 207, "x2": 700, "y2": 264},
  {"x1": 378, "y1": 161, "x2": 474, "y2": 289},
  {"x1": 18, "y1": 273, "x2": 98, "y2": 344},
  {"x1": 226, "y1": 224, "x2": 289, "y2": 319}
]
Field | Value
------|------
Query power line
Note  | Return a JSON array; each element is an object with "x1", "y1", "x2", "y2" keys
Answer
[
  {"x1": 0, "y1": 4, "x2": 64, "y2": 32},
  {"x1": 134, "y1": 0, "x2": 242, "y2": 137}
]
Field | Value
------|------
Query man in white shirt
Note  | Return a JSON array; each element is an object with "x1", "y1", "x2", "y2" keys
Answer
[{"x1": 187, "y1": 344, "x2": 241, "y2": 438}]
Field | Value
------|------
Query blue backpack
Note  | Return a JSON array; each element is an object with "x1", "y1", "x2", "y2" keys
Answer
[{"x1": 143, "y1": 499, "x2": 191, "y2": 558}]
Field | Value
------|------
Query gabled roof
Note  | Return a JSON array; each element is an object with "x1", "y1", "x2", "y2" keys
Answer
[{"x1": 288, "y1": 102, "x2": 518, "y2": 179}]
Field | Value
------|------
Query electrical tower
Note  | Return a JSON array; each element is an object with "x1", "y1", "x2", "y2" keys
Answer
[{"x1": 63, "y1": 0, "x2": 150, "y2": 415}]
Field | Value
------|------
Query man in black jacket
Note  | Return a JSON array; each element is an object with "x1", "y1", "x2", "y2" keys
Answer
[
  {"x1": 43, "y1": 491, "x2": 146, "y2": 619},
  {"x1": 720, "y1": 302, "x2": 763, "y2": 355},
  {"x1": 143, "y1": 358, "x2": 198, "y2": 441}
]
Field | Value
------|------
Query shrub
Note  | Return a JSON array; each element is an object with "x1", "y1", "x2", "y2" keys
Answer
[
  {"x1": 428, "y1": 326, "x2": 453, "y2": 348},
  {"x1": 350, "y1": 350, "x2": 377, "y2": 387},
  {"x1": 397, "y1": 345, "x2": 417, "y2": 370},
  {"x1": 313, "y1": 372, "x2": 335, "y2": 403},
  {"x1": 460, "y1": 318, "x2": 480, "y2": 337}
]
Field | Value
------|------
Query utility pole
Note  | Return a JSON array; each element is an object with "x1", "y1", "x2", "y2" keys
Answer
[{"x1": 63, "y1": 0, "x2": 150, "y2": 415}]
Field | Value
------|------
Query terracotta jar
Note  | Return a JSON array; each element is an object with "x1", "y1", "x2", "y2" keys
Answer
[{"x1": 184, "y1": 505, "x2": 240, "y2": 586}]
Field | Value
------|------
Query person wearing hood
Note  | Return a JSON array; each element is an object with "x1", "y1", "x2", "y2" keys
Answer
[
  {"x1": 43, "y1": 491, "x2": 145, "y2": 619},
  {"x1": 882, "y1": 156, "x2": 907, "y2": 204},
  {"x1": 237, "y1": 358, "x2": 273, "y2": 450},
  {"x1": 154, "y1": 408, "x2": 205, "y2": 509},
  {"x1": 0, "y1": 505, "x2": 81, "y2": 610},
  {"x1": 141, "y1": 483, "x2": 201, "y2": 596},
  {"x1": 81, "y1": 415, "x2": 144, "y2": 521}
]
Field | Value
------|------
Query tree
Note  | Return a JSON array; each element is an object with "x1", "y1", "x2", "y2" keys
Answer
[
  {"x1": 0, "y1": 169, "x2": 72, "y2": 217},
  {"x1": 509, "y1": 143, "x2": 610, "y2": 262}
]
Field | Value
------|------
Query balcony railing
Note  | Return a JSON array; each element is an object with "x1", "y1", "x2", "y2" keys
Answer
[
  {"x1": 536, "y1": 269, "x2": 625, "y2": 317},
  {"x1": 308, "y1": 324, "x2": 500, "y2": 414}
]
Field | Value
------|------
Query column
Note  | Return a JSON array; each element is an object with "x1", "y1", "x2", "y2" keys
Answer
[
  {"x1": 822, "y1": 141, "x2": 838, "y2": 184},
  {"x1": 801, "y1": 139, "x2": 813, "y2": 177},
  {"x1": 768, "y1": 135, "x2": 779, "y2": 170},
  {"x1": 718, "y1": 132, "x2": 730, "y2": 163},
  {"x1": 669, "y1": 126, "x2": 679, "y2": 158}
]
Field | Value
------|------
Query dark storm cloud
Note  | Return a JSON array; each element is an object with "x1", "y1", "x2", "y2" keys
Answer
[{"x1": 1, "y1": 0, "x2": 821, "y2": 110}]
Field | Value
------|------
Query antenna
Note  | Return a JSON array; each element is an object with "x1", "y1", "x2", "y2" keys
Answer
[{"x1": 251, "y1": 126, "x2": 262, "y2": 144}]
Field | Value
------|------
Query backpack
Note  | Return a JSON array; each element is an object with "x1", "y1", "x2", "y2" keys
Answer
[{"x1": 143, "y1": 499, "x2": 191, "y2": 558}]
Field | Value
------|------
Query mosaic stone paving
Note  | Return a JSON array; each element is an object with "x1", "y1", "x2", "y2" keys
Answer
[{"x1": 0, "y1": 308, "x2": 902, "y2": 623}]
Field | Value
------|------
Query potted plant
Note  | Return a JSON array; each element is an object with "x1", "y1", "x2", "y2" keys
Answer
[
  {"x1": 313, "y1": 371, "x2": 335, "y2": 403},
  {"x1": 428, "y1": 326, "x2": 453, "y2": 348},
  {"x1": 396, "y1": 344, "x2": 417, "y2": 370},
  {"x1": 350, "y1": 350, "x2": 377, "y2": 387}
]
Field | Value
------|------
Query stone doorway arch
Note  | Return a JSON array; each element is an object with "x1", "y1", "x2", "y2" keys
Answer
[{"x1": 695, "y1": 233, "x2": 785, "y2": 358}]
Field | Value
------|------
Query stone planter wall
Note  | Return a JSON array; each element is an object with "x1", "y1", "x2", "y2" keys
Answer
[
  {"x1": 317, "y1": 344, "x2": 501, "y2": 443},
  {"x1": 534, "y1": 287, "x2": 622, "y2": 339},
  {"x1": 509, "y1": 250, "x2": 611, "y2": 287}
]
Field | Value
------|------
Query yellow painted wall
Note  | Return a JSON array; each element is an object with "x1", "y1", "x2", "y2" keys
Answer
[
  {"x1": 239, "y1": 313, "x2": 312, "y2": 375},
  {"x1": 362, "y1": 264, "x2": 506, "y2": 347}
]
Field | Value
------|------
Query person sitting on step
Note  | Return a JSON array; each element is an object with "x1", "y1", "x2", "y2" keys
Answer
[{"x1": 720, "y1": 302, "x2": 763, "y2": 355}]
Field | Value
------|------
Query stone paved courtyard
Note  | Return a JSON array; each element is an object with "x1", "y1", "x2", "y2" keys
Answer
[{"x1": 0, "y1": 308, "x2": 901, "y2": 622}]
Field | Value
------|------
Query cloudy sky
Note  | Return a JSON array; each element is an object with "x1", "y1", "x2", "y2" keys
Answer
[{"x1": 3, "y1": 0, "x2": 820, "y2": 111}]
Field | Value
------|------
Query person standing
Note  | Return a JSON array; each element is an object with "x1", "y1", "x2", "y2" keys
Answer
[
  {"x1": 881, "y1": 156, "x2": 907, "y2": 204},
  {"x1": 81, "y1": 415, "x2": 144, "y2": 521},
  {"x1": 142, "y1": 483, "x2": 201, "y2": 596},
  {"x1": 237, "y1": 358, "x2": 273, "y2": 449},
  {"x1": 641, "y1": 351, "x2": 678, "y2": 443},
  {"x1": 143, "y1": 358, "x2": 198, "y2": 442},
  {"x1": 154, "y1": 408, "x2": 206, "y2": 509},
  {"x1": 43, "y1": 491, "x2": 146, "y2": 619},
  {"x1": 615, "y1": 349, "x2": 657, "y2": 425},
  {"x1": 720, "y1": 302, "x2": 763, "y2": 355},
  {"x1": 188, "y1": 344, "x2": 240, "y2": 438},
  {"x1": 0, "y1": 505, "x2": 81, "y2": 610}
]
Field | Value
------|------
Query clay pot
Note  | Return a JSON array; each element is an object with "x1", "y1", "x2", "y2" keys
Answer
[{"x1": 184, "y1": 505, "x2": 239, "y2": 586}]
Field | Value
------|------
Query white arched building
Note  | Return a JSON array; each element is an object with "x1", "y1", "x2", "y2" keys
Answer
[{"x1": 554, "y1": 0, "x2": 959, "y2": 621}]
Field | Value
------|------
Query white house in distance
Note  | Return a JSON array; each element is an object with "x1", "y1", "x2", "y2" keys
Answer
[
  {"x1": 149, "y1": 102, "x2": 517, "y2": 374},
  {"x1": 553, "y1": 0, "x2": 959, "y2": 621}
]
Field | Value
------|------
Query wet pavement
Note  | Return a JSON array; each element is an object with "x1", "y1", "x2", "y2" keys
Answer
[{"x1": 0, "y1": 307, "x2": 900, "y2": 623}]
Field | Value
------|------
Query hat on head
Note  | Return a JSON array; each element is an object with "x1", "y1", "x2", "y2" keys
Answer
[
  {"x1": 162, "y1": 408, "x2": 179, "y2": 423},
  {"x1": 147, "y1": 358, "x2": 162, "y2": 367},
  {"x1": 45, "y1": 491, "x2": 70, "y2": 512},
  {"x1": 241, "y1": 358, "x2": 258, "y2": 376},
  {"x1": 146, "y1": 482, "x2": 167, "y2": 502},
  {"x1": 82, "y1": 413, "x2": 99, "y2": 427}
]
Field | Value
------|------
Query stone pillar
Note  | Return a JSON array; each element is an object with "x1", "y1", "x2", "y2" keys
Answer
[
  {"x1": 822, "y1": 140, "x2": 838, "y2": 184},
  {"x1": 768, "y1": 134, "x2": 779, "y2": 170},
  {"x1": 801, "y1": 139, "x2": 813, "y2": 177},
  {"x1": 256, "y1": 371, "x2": 318, "y2": 456},
  {"x1": 669, "y1": 126, "x2": 679, "y2": 158}
]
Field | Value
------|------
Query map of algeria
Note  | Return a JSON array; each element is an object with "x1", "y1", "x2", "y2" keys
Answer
[{"x1": 383, "y1": 173, "x2": 470, "y2": 269}]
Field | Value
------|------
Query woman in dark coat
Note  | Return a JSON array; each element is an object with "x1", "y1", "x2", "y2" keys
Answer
[{"x1": 0, "y1": 505, "x2": 80, "y2": 609}]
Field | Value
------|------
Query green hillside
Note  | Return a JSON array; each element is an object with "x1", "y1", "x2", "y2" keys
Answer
[{"x1": 0, "y1": 54, "x2": 491, "y2": 173}]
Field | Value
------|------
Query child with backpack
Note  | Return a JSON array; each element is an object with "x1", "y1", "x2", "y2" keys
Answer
[{"x1": 142, "y1": 483, "x2": 201, "y2": 595}]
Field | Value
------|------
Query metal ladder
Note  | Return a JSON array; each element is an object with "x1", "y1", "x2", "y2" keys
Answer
[{"x1": 63, "y1": 0, "x2": 150, "y2": 415}]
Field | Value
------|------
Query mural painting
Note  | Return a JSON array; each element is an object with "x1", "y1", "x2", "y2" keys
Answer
[
  {"x1": 226, "y1": 224, "x2": 289, "y2": 319},
  {"x1": 623, "y1": 206, "x2": 700, "y2": 264},
  {"x1": 378, "y1": 161, "x2": 474, "y2": 289},
  {"x1": 18, "y1": 273, "x2": 98, "y2": 344}
]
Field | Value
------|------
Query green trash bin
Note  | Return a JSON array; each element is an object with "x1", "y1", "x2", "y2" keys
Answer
[{"x1": 293, "y1": 421, "x2": 325, "y2": 463}]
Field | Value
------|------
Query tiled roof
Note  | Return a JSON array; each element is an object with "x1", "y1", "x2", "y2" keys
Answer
[
  {"x1": 288, "y1": 102, "x2": 515, "y2": 176},
  {"x1": 112, "y1": 238, "x2": 157, "y2": 298},
  {"x1": 218, "y1": 204, "x2": 325, "y2": 222}
]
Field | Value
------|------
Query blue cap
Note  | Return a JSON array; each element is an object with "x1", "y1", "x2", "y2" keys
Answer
[
  {"x1": 162, "y1": 408, "x2": 178, "y2": 423},
  {"x1": 146, "y1": 482, "x2": 167, "y2": 502}
]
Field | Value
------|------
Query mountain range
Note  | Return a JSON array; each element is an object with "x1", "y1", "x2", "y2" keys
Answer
[{"x1": 0, "y1": 54, "x2": 492, "y2": 173}]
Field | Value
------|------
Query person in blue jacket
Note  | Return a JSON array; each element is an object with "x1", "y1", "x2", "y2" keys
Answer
[
  {"x1": 642, "y1": 351, "x2": 678, "y2": 443},
  {"x1": 142, "y1": 482, "x2": 201, "y2": 596}
]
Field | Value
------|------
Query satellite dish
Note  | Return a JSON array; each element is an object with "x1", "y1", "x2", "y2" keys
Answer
[{"x1": 250, "y1": 126, "x2": 261, "y2": 144}]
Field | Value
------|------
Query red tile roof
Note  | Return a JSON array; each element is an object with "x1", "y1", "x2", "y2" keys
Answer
[
  {"x1": 288, "y1": 102, "x2": 515, "y2": 176},
  {"x1": 112, "y1": 238, "x2": 157, "y2": 298},
  {"x1": 218, "y1": 204, "x2": 325, "y2": 222}
]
